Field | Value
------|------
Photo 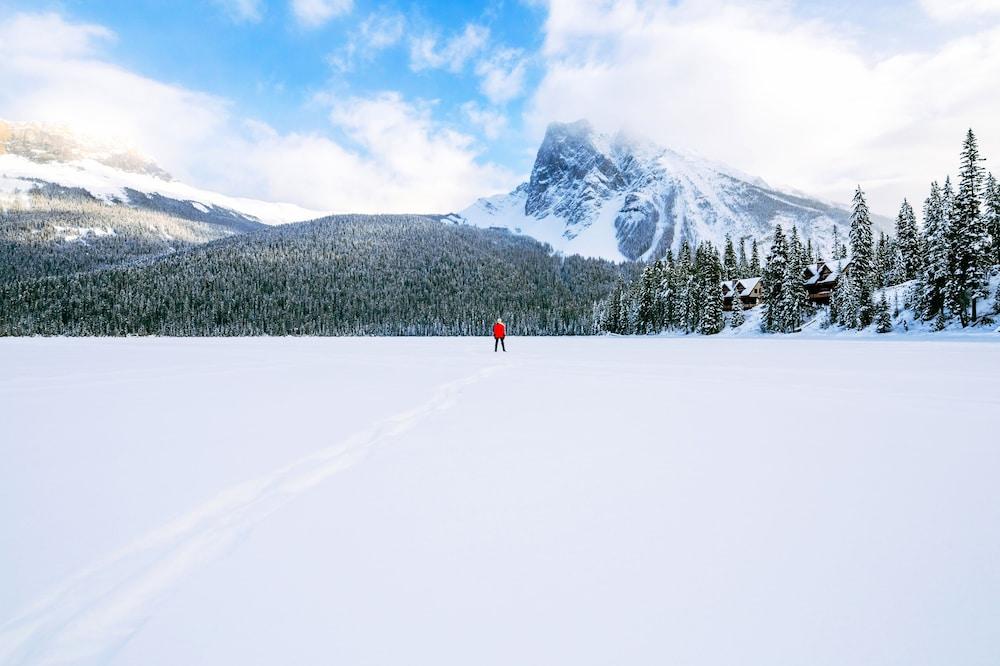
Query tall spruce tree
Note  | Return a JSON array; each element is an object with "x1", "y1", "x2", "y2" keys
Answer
[
  {"x1": 895, "y1": 198, "x2": 922, "y2": 281},
  {"x1": 921, "y1": 180, "x2": 949, "y2": 319},
  {"x1": 730, "y1": 282, "x2": 745, "y2": 328},
  {"x1": 779, "y1": 234, "x2": 808, "y2": 332},
  {"x1": 950, "y1": 129, "x2": 990, "y2": 324},
  {"x1": 762, "y1": 225, "x2": 788, "y2": 333},
  {"x1": 698, "y1": 244, "x2": 724, "y2": 335},
  {"x1": 636, "y1": 263, "x2": 659, "y2": 334},
  {"x1": 750, "y1": 238, "x2": 761, "y2": 276},
  {"x1": 737, "y1": 237, "x2": 749, "y2": 277},
  {"x1": 874, "y1": 292, "x2": 892, "y2": 333},
  {"x1": 723, "y1": 234, "x2": 738, "y2": 280},
  {"x1": 986, "y1": 173, "x2": 1000, "y2": 266},
  {"x1": 848, "y1": 186, "x2": 876, "y2": 327},
  {"x1": 875, "y1": 231, "x2": 894, "y2": 288}
]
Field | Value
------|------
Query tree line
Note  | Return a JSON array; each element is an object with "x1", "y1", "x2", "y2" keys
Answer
[{"x1": 0, "y1": 215, "x2": 626, "y2": 336}]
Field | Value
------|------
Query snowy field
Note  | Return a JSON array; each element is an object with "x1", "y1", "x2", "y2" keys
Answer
[{"x1": 2, "y1": 336, "x2": 1000, "y2": 666}]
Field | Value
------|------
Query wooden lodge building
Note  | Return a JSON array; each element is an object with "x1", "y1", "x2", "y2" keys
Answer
[
  {"x1": 721, "y1": 277, "x2": 763, "y2": 310},
  {"x1": 723, "y1": 259, "x2": 851, "y2": 310}
]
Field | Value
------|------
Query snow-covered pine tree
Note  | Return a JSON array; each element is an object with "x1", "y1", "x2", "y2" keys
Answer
[
  {"x1": 875, "y1": 291, "x2": 892, "y2": 333},
  {"x1": 688, "y1": 243, "x2": 710, "y2": 333},
  {"x1": 603, "y1": 281, "x2": 625, "y2": 333},
  {"x1": 832, "y1": 226, "x2": 848, "y2": 260},
  {"x1": 986, "y1": 173, "x2": 1000, "y2": 267},
  {"x1": 895, "y1": 198, "x2": 922, "y2": 281},
  {"x1": 836, "y1": 273, "x2": 861, "y2": 329},
  {"x1": 737, "y1": 237, "x2": 749, "y2": 278},
  {"x1": 762, "y1": 225, "x2": 788, "y2": 333},
  {"x1": 750, "y1": 238, "x2": 761, "y2": 276},
  {"x1": 636, "y1": 263, "x2": 659, "y2": 334},
  {"x1": 950, "y1": 129, "x2": 991, "y2": 325},
  {"x1": 730, "y1": 281, "x2": 745, "y2": 328},
  {"x1": 848, "y1": 186, "x2": 875, "y2": 327},
  {"x1": 780, "y1": 226, "x2": 808, "y2": 332},
  {"x1": 698, "y1": 246, "x2": 724, "y2": 335},
  {"x1": 875, "y1": 231, "x2": 894, "y2": 288},
  {"x1": 723, "y1": 234, "x2": 738, "y2": 280},
  {"x1": 920, "y1": 180, "x2": 949, "y2": 320},
  {"x1": 675, "y1": 241, "x2": 693, "y2": 332}
]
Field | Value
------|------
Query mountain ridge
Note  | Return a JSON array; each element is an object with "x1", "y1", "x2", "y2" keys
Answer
[{"x1": 455, "y1": 120, "x2": 888, "y2": 263}]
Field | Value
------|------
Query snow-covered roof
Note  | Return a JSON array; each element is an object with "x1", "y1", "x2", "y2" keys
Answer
[
  {"x1": 736, "y1": 277, "x2": 761, "y2": 295},
  {"x1": 722, "y1": 277, "x2": 761, "y2": 298},
  {"x1": 803, "y1": 259, "x2": 851, "y2": 285}
]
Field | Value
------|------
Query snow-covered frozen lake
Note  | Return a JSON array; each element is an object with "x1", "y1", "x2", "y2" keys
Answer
[{"x1": 2, "y1": 336, "x2": 999, "y2": 665}]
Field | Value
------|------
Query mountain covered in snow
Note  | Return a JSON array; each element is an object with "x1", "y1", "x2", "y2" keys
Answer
[
  {"x1": 0, "y1": 120, "x2": 323, "y2": 231},
  {"x1": 455, "y1": 120, "x2": 885, "y2": 263}
]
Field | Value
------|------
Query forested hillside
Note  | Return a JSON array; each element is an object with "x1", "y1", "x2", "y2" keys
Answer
[
  {"x1": 1, "y1": 187, "x2": 238, "y2": 282},
  {"x1": 0, "y1": 215, "x2": 626, "y2": 336}
]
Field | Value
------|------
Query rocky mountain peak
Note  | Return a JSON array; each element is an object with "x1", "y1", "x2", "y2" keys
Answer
[
  {"x1": 0, "y1": 119, "x2": 171, "y2": 180},
  {"x1": 459, "y1": 120, "x2": 886, "y2": 262}
]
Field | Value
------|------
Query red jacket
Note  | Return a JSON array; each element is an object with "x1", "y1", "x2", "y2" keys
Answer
[{"x1": 492, "y1": 322, "x2": 506, "y2": 338}]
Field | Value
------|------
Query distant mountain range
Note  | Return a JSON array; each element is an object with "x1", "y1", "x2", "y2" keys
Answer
[{"x1": 453, "y1": 120, "x2": 889, "y2": 262}]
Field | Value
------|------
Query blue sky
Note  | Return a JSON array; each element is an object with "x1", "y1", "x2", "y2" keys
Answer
[{"x1": 2, "y1": 0, "x2": 1000, "y2": 214}]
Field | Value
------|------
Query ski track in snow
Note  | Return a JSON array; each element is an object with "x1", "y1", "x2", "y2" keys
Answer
[{"x1": 0, "y1": 362, "x2": 511, "y2": 666}]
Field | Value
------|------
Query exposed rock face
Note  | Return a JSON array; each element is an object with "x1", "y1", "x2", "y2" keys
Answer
[
  {"x1": 0, "y1": 120, "x2": 171, "y2": 179},
  {"x1": 458, "y1": 120, "x2": 886, "y2": 262}
]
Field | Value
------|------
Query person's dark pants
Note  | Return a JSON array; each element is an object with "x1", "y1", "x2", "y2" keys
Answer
[{"x1": 494, "y1": 336, "x2": 506, "y2": 352}]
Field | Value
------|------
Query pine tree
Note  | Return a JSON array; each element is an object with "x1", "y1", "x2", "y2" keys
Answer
[
  {"x1": 986, "y1": 173, "x2": 1000, "y2": 267},
  {"x1": 723, "y1": 234, "x2": 738, "y2": 280},
  {"x1": 675, "y1": 241, "x2": 693, "y2": 332},
  {"x1": 832, "y1": 226, "x2": 847, "y2": 260},
  {"x1": 730, "y1": 282, "x2": 745, "y2": 328},
  {"x1": 737, "y1": 237, "x2": 749, "y2": 277},
  {"x1": 875, "y1": 292, "x2": 892, "y2": 333},
  {"x1": 848, "y1": 186, "x2": 875, "y2": 327},
  {"x1": 895, "y1": 198, "x2": 922, "y2": 280},
  {"x1": 750, "y1": 238, "x2": 761, "y2": 275},
  {"x1": 698, "y1": 246, "x2": 724, "y2": 335},
  {"x1": 921, "y1": 180, "x2": 949, "y2": 320},
  {"x1": 950, "y1": 129, "x2": 990, "y2": 325},
  {"x1": 762, "y1": 225, "x2": 788, "y2": 333},
  {"x1": 836, "y1": 273, "x2": 861, "y2": 329},
  {"x1": 779, "y1": 246, "x2": 807, "y2": 332},
  {"x1": 636, "y1": 263, "x2": 659, "y2": 334}
]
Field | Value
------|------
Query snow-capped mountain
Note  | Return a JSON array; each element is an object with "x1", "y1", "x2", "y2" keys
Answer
[
  {"x1": 455, "y1": 120, "x2": 884, "y2": 262},
  {"x1": 0, "y1": 120, "x2": 324, "y2": 231}
]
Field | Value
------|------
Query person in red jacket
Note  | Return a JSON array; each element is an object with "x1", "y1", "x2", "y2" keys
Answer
[{"x1": 492, "y1": 318, "x2": 506, "y2": 352}]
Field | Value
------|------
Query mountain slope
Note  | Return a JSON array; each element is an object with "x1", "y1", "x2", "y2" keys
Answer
[
  {"x1": 0, "y1": 186, "x2": 240, "y2": 283},
  {"x1": 455, "y1": 120, "x2": 886, "y2": 262},
  {"x1": 0, "y1": 215, "x2": 625, "y2": 336},
  {"x1": 1, "y1": 120, "x2": 324, "y2": 230}
]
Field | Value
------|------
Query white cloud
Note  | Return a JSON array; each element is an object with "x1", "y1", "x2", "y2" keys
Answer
[
  {"x1": 291, "y1": 0, "x2": 353, "y2": 28},
  {"x1": 213, "y1": 0, "x2": 264, "y2": 23},
  {"x1": 409, "y1": 23, "x2": 490, "y2": 73},
  {"x1": 527, "y1": 0, "x2": 1000, "y2": 215},
  {"x1": 461, "y1": 101, "x2": 508, "y2": 139},
  {"x1": 475, "y1": 48, "x2": 529, "y2": 104},
  {"x1": 328, "y1": 11, "x2": 405, "y2": 72},
  {"x1": 920, "y1": 0, "x2": 1000, "y2": 22},
  {"x1": 0, "y1": 12, "x2": 114, "y2": 57},
  {"x1": 0, "y1": 12, "x2": 515, "y2": 214},
  {"x1": 324, "y1": 92, "x2": 514, "y2": 211}
]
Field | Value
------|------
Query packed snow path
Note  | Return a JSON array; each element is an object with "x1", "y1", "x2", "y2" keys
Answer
[{"x1": 2, "y1": 337, "x2": 999, "y2": 665}]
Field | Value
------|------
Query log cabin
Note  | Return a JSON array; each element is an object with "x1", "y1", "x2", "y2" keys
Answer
[{"x1": 722, "y1": 277, "x2": 763, "y2": 311}]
